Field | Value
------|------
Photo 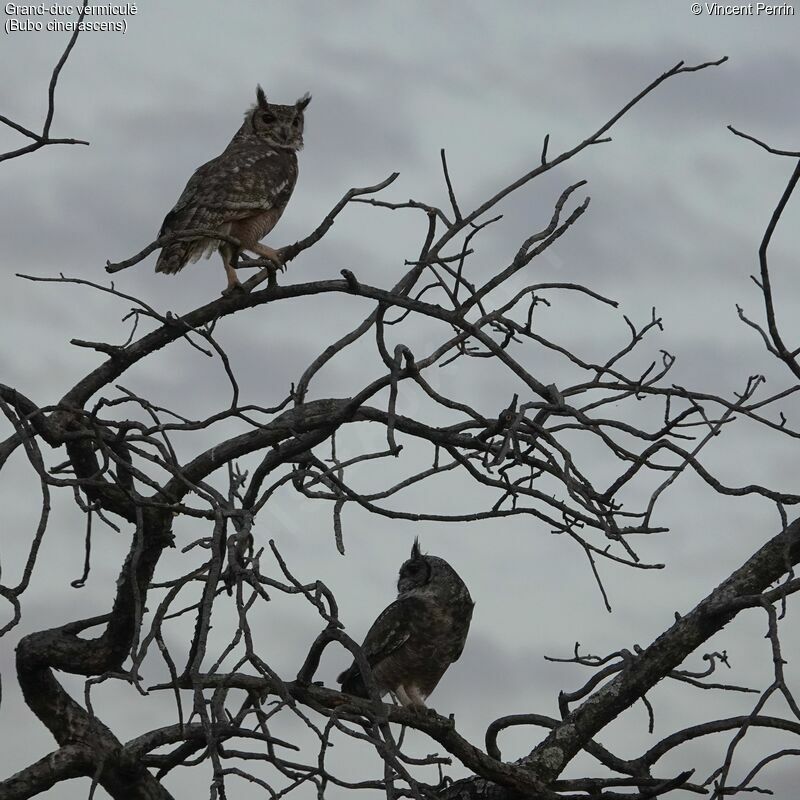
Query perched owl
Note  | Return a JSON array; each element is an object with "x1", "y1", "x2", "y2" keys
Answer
[
  {"x1": 337, "y1": 539, "x2": 474, "y2": 709},
  {"x1": 155, "y1": 86, "x2": 310, "y2": 293}
]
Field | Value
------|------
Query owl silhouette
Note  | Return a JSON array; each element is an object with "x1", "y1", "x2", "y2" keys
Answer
[
  {"x1": 155, "y1": 86, "x2": 310, "y2": 293},
  {"x1": 338, "y1": 539, "x2": 474, "y2": 709}
]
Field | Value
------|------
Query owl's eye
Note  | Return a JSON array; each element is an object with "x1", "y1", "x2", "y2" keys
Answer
[
  {"x1": 292, "y1": 117, "x2": 301, "y2": 127},
  {"x1": 260, "y1": 112, "x2": 276, "y2": 124}
]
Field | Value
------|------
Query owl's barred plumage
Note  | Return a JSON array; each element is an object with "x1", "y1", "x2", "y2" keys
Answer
[
  {"x1": 155, "y1": 86, "x2": 310, "y2": 292},
  {"x1": 338, "y1": 540, "x2": 474, "y2": 709}
]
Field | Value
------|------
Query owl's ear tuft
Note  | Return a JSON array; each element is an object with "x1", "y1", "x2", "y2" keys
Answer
[
  {"x1": 411, "y1": 537, "x2": 422, "y2": 560},
  {"x1": 295, "y1": 92, "x2": 312, "y2": 111},
  {"x1": 256, "y1": 85, "x2": 269, "y2": 110}
]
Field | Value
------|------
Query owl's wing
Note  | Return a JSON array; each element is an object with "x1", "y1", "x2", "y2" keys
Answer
[
  {"x1": 337, "y1": 596, "x2": 426, "y2": 696},
  {"x1": 159, "y1": 147, "x2": 298, "y2": 235},
  {"x1": 159, "y1": 158, "x2": 218, "y2": 235},
  {"x1": 360, "y1": 596, "x2": 424, "y2": 663}
]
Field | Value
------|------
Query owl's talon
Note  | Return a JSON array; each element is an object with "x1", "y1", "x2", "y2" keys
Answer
[{"x1": 222, "y1": 282, "x2": 247, "y2": 297}]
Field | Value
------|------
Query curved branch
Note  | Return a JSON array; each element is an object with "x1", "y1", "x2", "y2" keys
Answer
[
  {"x1": 150, "y1": 674, "x2": 556, "y2": 799},
  {"x1": 0, "y1": 745, "x2": 93, "y2": 800},
  {"x1": 522, "y1": 516, "x2": 800, "y2": 781}
]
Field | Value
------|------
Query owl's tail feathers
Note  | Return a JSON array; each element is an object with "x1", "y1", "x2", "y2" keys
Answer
[
  {"x1": 337, "y1": 664, "x2": 368, "y2": 698},
  {"x1": 155, "y1": 242, "x2": 190, "y2": 275}
]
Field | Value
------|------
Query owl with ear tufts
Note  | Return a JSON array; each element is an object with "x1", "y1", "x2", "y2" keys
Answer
[
  {"x1": 155, "y1": 85, "x2": 311, "y2": 293},
  {"x1": 337, "y1": 539, "x2": 474, "y2": 709}
]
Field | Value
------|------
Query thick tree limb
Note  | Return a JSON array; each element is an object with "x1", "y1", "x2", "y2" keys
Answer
[{"x1": 522, "y1": 516, "x2": 800, "y2": 782}]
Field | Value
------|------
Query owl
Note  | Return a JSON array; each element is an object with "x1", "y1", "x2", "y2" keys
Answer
[
  {"x1": 155, "y1": 86, "x2": 310, "y2": 293},
  {"x1": 337, "y1": 539, "x2": 474, "y2": 709}
]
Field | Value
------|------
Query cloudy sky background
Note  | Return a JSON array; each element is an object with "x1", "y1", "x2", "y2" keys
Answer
[{"x1": 1, "y1": 2, "x2": 800, "y2": 797}]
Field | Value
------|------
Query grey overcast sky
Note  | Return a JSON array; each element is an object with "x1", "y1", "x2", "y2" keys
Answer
[{"x1": 2, "y1": 2, "x2": 800, "y2": 798}]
